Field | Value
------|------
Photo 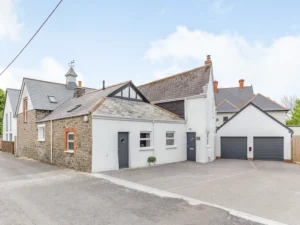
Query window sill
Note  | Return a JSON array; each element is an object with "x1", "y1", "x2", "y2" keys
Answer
[
  {"x1": 37, "y1": 139, "x2": 45, "y2": 142},
  {"x1": 166, "y1": 145, "x2": 177, "y2": 149},
  {"x1": 139, "y1": 147, "x2": 154, "y2": 151},
  {"x1": 64, "y1": 150, "x2": 74, "y2": 154}
]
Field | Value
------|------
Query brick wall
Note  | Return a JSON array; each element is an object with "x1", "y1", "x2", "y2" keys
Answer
[
  {"x1": 0, "y1": 136, "x2": 2, "y2": 150},
  {"x1": 2, "y1": 141, "x2": 14, "y2": 154},
  {"x1": 17, "y1": 110, "x2": 92, "y2": 172}
]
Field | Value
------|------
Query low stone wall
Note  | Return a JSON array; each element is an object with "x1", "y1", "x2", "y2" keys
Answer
[
  {"x1": 2, "y1": 141, "x2": 14, "y2": 154},
  {"x1": 0, "y1": 136, "x2": 2, "y2": 150}
]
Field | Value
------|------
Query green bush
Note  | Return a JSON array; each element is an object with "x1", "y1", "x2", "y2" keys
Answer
[{"x1": 147, "y1": 156, "x2": 156, "y2": 163}]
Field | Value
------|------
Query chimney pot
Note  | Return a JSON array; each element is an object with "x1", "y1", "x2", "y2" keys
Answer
[
  {"x1": 205, "y1": 55, "x2": 212, "y2": 65},
  {"x1": 213, "y1": 80, "x2": 218, "y2": 93},
  {"x1": 102, "y1": 80, "x2": 105, "y2": 90},
  {"x1": 78, "y1": 81, "x2": 82, "y2": 87},
  {"x1": 239, "y1": 79, "x2": 245, "y2": 90}
]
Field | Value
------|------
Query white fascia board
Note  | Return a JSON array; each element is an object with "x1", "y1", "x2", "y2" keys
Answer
[
  {"x1": 92, "y1": 115, "x2": 186, "y2": 124},
  {"x1": 151, "y1": 94, "x2": 206, "y2": 104}
]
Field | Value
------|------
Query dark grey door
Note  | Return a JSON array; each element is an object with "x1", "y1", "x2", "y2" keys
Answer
[
  {"x1": 118, "y1": 132, "x2": 129, "y2": 169},
  {"x1": 187, "y1": 132, "x2": 196, "y2": 161},
  {"x1": 221, "y1": 137, "x2": 247, "y2": 159},
  {"x1": 254, "y1": 137, "x2": 284, "y2": 161}
]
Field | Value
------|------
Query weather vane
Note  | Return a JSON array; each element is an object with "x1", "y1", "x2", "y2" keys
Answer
[{"x1": 68, "y1": 60, "x2": 75, "y2": 68}]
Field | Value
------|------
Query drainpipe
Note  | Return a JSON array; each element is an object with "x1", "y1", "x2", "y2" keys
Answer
[
  {"x1": 50, "y1": 120, "x2": 53, "y2": 164},
  {"x1": 152, "y1": 120, "x2": 155, "y2": 158}
]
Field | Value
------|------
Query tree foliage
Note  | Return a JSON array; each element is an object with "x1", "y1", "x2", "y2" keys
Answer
[
  {"x1": 0, "y1": 89, "x2": 5, "y2": 135},
  {"x1": 286, "y1": 99, "x2": 300, "y2": 125},
  {"x1": 281, "y1": 95, "x2": 298, "y2": 120}
]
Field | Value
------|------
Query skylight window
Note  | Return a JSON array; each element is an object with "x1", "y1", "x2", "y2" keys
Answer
[
  {"x1": 67, "y1": 104, "x2": 81, "y2": 113},
  {"x1": 48, "y1": 96, "x2": 57, "y2": 103}
]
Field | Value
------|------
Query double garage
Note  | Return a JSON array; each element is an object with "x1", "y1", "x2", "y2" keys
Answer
[{"x1": 216, "y1": 103, "x2": 293, "y2": 162}]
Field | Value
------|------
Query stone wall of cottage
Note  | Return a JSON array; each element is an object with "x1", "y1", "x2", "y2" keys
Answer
[
  {"x1": 17, "y1": 110, "x2": 51, "y2": 162},
  {"x1": 37, "y1": 115, "x2": 92, "y2": 172}
]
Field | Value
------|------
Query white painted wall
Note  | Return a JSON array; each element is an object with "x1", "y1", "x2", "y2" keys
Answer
[
  {"x1": 289, "y1": 126, "x2": 300, "y2": 136},
  {"x1": 267, "y1": 111, "x2": 286, "y2": 124},
  {"x1": 216, "y1": 104, "x2": 292, "y2": 160},
  {"x1": 2, "y1": 95, "x2": 17, "y2": 141},
  {"x1": 91, "y1": 118, "x2": 186, "y2": 172},
  {"x1": 216, "y1": 112, "x2": 236, "y2": 127},
  {"x1": 17, "y1": 85, "x2": 33, "y2": 114}
]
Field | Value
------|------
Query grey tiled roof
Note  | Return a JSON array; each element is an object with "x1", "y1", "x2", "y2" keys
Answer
[
  {"x1": 93, "y1": 97, "x2": 184, "y2": 121},
  {"x1": 216, "y1": 100, "x2": 239, "y2": 113},
  {"x1": 138, "y1": 65, "x2": 211, "y2": 102},
  {"x1": 23, "y1": 78, "x2": 95, "y2": 111},
  {"x1": 251, "y1": 94, "x2": 288, "y2": 111},
  {"x1": 6, "y1": 88, "x2": 20, "y2": 116},
  {"x1": 39, "y1": 81, "x2": 129, "y2": 122},
  {"x1": 215, "y1": 86, "x2": 254, "y2": 112}
]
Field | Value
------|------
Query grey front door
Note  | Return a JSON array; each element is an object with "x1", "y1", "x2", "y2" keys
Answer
[
  {"x1": 118, "y1": 132, "x2": 129, "y2": 169},
  {"x1": 254, "y1": 137, "x2": 284, "y2": 161},
  {"x1": 221, "y1": 137, "x2": 247, "y2": 159},
  {"x1": 187, "y1": 132, "x2": 196, "y2": 161}
]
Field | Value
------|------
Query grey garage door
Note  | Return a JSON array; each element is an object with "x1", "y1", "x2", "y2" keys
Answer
[
  {"x1": 221, "y1": 137, "x2": 247, "y2": 159},
  {"x1": 254, "y1": 137, "x2": 284, "y2": 161}
]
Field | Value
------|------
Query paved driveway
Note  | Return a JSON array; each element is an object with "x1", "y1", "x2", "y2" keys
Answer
[
  {"x1": 0, "y1": 152, "x2": 259, "y2": 225},
  {"x1": 104, "y1": 160, "x2": 300, "y2": 225}
]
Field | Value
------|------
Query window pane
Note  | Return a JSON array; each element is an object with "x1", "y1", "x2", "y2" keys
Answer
[
  {"x1": 68, "y1": 142, "x2": 74, "y2": 150},
  {"x1": 166, "y1": 132, "x2": 174, "y2": 138},
  {"x1": 166, "y1": 139, "x2": 175, "y2": 146},
  {"x1": 68, "y1": 133, "x2": 74, "y2": 140},
  {"x1": 140, "y1": 133, "x2": 150, "y2": 139},
  {"x1": 140, "y1": 140, "x2": 150, "y2": 147}
]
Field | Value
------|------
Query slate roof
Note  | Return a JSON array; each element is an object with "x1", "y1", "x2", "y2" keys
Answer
[
  {"x1": 93, "y1": 98, "x2": 184, "y2": 121},
  {"x1": 138, "y1": 65, "x2": 211, "y2": 102},
  {"x1": 6, "y1": 88, "x2": 20, "y2": 116},
  {"x1": 215, "y1": 86, "x2": 287, "y2": 112},
  {"x1": 20, "y1": 78, "x2": 95, "y2": 112},
  {"x1": 215, "y1": 86, "x2": 254, "y2": 111},
  {"x1": 39, "y1": 81, "x2": 130, "y2": 122}
]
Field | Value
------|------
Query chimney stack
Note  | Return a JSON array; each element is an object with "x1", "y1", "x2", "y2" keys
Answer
[
  {"x1": 239, "y1": 79, "x2": 245, "y2": 90},
  {"x1": 213, "y1": 80, "x2": 218, "y2": 93},
  {"x1": 73, "y1": 87, "x2": 85, "y2": 98},
  {"x1": 102, "y1": 80, "x2": 105, "y2": 90},
  {"x1": 205, "y1": 55, "x2": 212, "y2": 65},
  {"x1": 78, "y1": 81, "x2": 82, "y2": 87}
]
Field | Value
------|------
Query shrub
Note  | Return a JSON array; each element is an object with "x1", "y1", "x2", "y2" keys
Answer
[{"x1": 147, "y1": 156, "x2": 156, "y2": 163}]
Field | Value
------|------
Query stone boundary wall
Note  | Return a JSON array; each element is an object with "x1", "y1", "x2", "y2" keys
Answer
[
  {"x1": 2, "y1": 141, "x2": 14, "y2": 154},
  {"x1": 0, "y1": 136, "x2": 2, "y2": 150}
]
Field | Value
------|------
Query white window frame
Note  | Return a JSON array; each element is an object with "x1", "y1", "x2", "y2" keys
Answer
[
  {"x1": 37, "y1": 124, "x2": 45, "y2": 142},
  {"x1": 166, "y1": 131, "x2": 175, "y2": 147},
  {"x1": 206, "y1": 131, "x2": 210, "y2": 146},
  {"x1": 67, "y1": 132, "x2": 75, "y2": 151},
  {"x1": 6, "y1": 113, "x2": 8, "y2": 131},
  {"x1": 223, "y1": 116, "x2": 229, "y2": 123},
  {"x1": 140, "y1": 132, "x2": 152, "y2": 149},
  {"x1": 10, "y1": 112, "x2": 12, "y2": 131},
  {"x1": 9, "y1": 133, "x2": 12, "y2": 142}
]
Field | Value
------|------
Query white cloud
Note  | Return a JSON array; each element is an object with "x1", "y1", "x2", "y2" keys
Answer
[
  {"x1": 145, "y1": 26, "x2": 300, "y2": 101},
  {"x1": 211, "y1": 0, "x2": 236, "y2": 14},
  {"x1": 0, "y1": 57, "x2": 85, "y2": 90},
  {"x1": 0, "y1": 0, "x2": 23, "y2": 40}
]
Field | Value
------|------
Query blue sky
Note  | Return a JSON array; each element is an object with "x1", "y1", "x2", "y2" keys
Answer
[{"x1": 1, "y1": 0, "x2": 300, "y2": 101}]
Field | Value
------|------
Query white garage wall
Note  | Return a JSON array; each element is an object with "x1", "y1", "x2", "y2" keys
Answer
[
  {"x1": 2, "y1": 96, "x2": 17, "y2": 141},
  {"x1": 92, "y1": 118, "x2": 186, "y2": 172},
  {"x1": 216, "y1": 104, "x2": 292, "y2": 160},
  {"x1": 216, "y1": 112, "x2": 236, "y2": 127},
  {"x1": 267, "y1": 111, "x2": 286, "y2": 124}
]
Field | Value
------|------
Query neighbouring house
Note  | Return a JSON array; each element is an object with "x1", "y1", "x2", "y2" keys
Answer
[
  {"x1": 216, "y1": 102, "x2": 293, "y2": 162},
  {"x1": 15, "y1": 67, "x2": 95, "y2": 159},
  {"x1": 15, "y1": 66, "x2": 187, "y2": 172},
  {"x1": 138, "y1": 55, "x2": 216, "y2": 163},
  {"x1": 214, "y1": 79, "x2": 288, "y2": 127},
  {"x1": 2, "y1": 88, "x2": 20, "y2": 142}
]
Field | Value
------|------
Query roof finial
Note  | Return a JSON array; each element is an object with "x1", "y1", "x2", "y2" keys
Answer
[{"x1": 68, "y1": 60, "x2": 75, "y2": 68}]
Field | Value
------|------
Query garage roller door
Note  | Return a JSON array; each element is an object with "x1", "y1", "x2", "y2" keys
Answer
[
  {"x1": 254, "y1": 137, "x2": 284, "y2": 161},
  {"x1": 221, "y1": 137, "x2": 247, "y2": 159}
]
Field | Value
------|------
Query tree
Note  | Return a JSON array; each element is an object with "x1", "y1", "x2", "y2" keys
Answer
[
  {"x1": 286, "y1": 99, "x2": 300, "y2": 125},
  {"x1": 0, "y1": 89, "x2": 5, "y2": 136},
  {"x1": 281, "y1": 95, "x2": 298, "y2": 120}
]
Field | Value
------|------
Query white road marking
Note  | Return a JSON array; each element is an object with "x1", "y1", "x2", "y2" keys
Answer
[
  {"x1": 165, "y1": 169, "x2": 256, "y2": 191},
  {"x1": 88, "y1": 172, "x2": 287, "y2": 225},
  {"x1": 250, "y1": 161, "x2": 258, "y2": 171}
]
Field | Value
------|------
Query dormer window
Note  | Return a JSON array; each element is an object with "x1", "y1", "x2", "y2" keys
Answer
[{"x1": 48, "y1": 96, "x2": 57, "y2": 103}]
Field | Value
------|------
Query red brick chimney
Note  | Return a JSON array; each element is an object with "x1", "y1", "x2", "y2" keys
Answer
[
  {"x1": 213, "y1": 80, "x2": 218, "y2": 93},
  {"x1": 205, "y1": 55, "x2": 212, "y2": 65},
  {"x1": 239, "y1": 79, "x2": 245, "y2": 90},
  {"x1": 78, "y1": 81, "x2": 82, "y2": 87}
]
